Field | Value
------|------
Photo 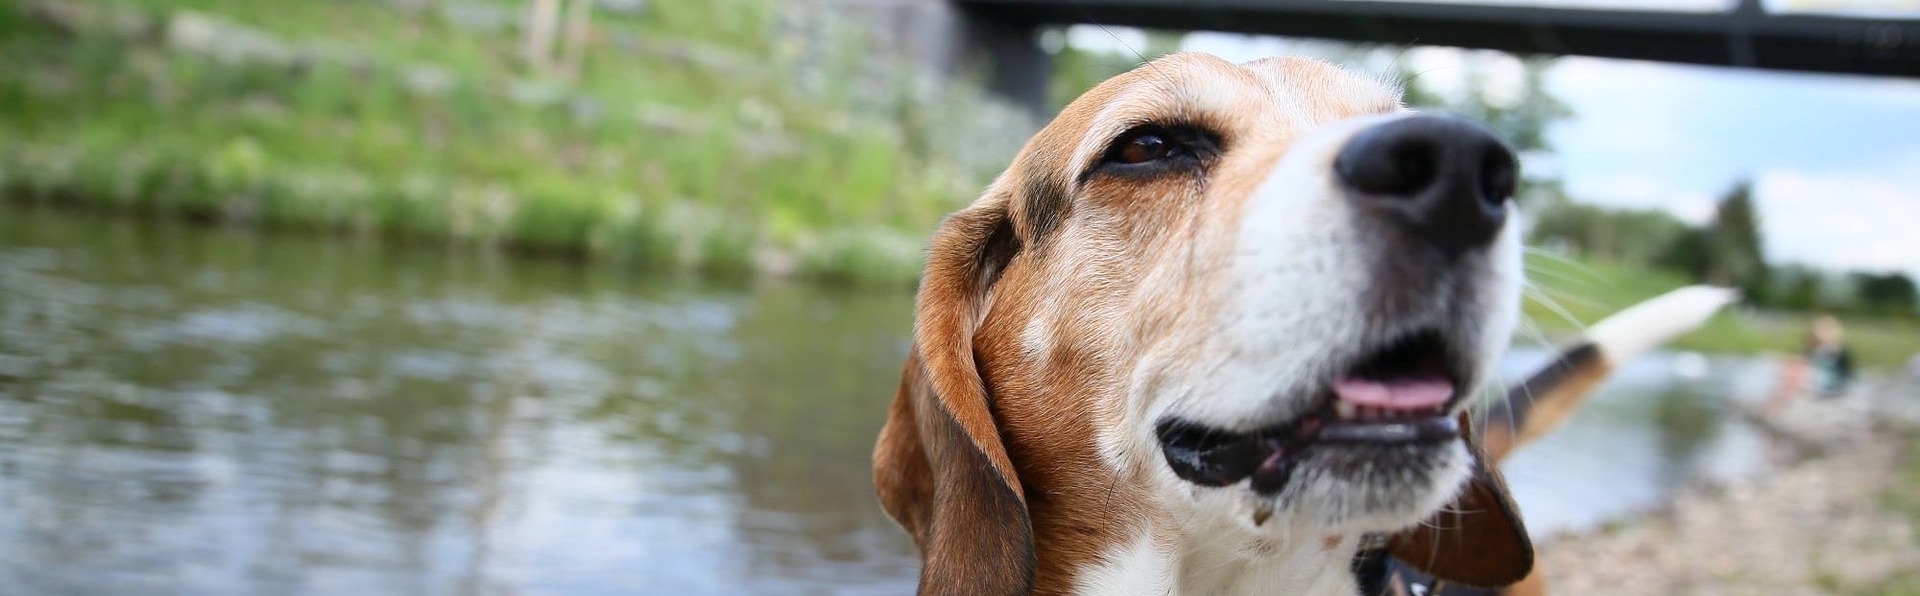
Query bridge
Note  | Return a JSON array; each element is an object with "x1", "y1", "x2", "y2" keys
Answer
[{"x1": 841, "y1": 0, "x2": 1920, "y2": 111}]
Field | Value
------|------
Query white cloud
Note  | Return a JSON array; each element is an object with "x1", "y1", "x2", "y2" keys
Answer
[
  {"x1": 1564, "y1": 172, "x2": 1720, "y2": 224},
  {"x1": 1180, "y1": 31, "x2": 1302, "y2": 63},
  {"x1": 1546, "y1": 59, "x2": 1714, "y2": 165},
  {"x1": 1398, "y1": 47, "x2": 1532, "y2": 106},
  {"x1": 1772, "y1": 0, "x2": 1920, "y2": 16},
  {"x1": 1424, "y1": 0, "x2": 1731, "y2": 7},
  {"x1": 1754, "y1": 152, "x2": 1920, "y2": 276},
  {"x1": 1063, "y1": 24, "x2": 1148, "y2": 56}
]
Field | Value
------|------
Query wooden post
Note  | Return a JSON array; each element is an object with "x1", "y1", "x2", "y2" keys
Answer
[
  {"x1": 524, "y1": 0, "x2": 561, "y2": 73},
  {"x1": 560, "y1": 0, "x2": 593, "y2": 79}
]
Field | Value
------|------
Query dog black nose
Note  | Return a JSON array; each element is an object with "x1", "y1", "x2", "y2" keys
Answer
[{"x1": 1334, "y1": 116, "x2": 1518, "y2": 257}]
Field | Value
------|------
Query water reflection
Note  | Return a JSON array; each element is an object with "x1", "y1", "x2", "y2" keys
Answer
[
  {"x1": 1498, "y1": 347, "x2": 1775, "y2": 537},
  {"x1": 0, "y1": 210, "x2": 919, "y2": 595},
  {"x1": 0, "y1": 209, "x2": 1786, "y2": 594}
]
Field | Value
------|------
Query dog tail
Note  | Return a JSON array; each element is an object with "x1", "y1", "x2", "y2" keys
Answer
[{"x1": 1481, "y1": 285, "x2": 1740, "y2": 461}]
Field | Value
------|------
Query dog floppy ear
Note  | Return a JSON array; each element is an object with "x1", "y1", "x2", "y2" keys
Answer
[
  {"x1": 1386, "y1": 413, "x2": 1533, "y2": 588},
  {"x1": 873, "y1": 192, "x2": 1033, "y2": 595}
]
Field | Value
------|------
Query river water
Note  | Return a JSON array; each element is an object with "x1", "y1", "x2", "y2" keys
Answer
[{"x1": 0, "y1": 209, "x2": 1783, "y2": 595}]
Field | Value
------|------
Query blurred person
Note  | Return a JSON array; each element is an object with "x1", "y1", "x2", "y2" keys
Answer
[{"x1": 1764, "y1": 314, "x2": 1854, "y2": 415}]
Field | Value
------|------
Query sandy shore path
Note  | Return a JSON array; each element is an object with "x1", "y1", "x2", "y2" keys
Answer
[{"x1": 1531, "y1": 377, "x2": 1920, "y2": 595}]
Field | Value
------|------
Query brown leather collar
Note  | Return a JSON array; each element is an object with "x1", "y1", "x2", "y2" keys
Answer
[{"x1": 1356, "y1": 547, "x2": 1506, "y2": 596}]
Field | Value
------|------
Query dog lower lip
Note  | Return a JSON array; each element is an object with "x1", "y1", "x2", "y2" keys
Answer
[
  {"x1": 1155, "y1": 420, "x2": 1268, "y2": 487},
  {"x1": 1156, "y1": 412, "x2": 1461, "y2": 490},
  {"x1": 1316, "y1": 416, "x2": 1459, "y2": 443}
]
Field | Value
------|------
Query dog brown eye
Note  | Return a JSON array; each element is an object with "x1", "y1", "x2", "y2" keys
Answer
[
  {"x1": 1117, "y1": 134, "x2": 1173, "y2": 164},
  {"x1": 1090, "y1": 124, "x2": 1219, "y2": 178}
]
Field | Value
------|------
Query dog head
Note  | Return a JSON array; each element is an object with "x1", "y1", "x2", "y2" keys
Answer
[{"x1": 875, "y1": 53, "x2": 1531, "y2": 593}]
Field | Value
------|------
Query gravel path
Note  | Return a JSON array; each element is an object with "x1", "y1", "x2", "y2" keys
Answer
[{"x1": 1533, "y1": 377, "x2": 1920, "y2": 595}]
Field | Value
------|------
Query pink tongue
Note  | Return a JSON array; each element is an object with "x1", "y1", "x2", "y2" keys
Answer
[{"x1": 1333, "y1": 377, "x2": 1454, "y2": 410}]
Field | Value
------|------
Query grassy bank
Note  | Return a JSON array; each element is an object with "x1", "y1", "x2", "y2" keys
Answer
[
  {"x1": 1524, "y1": 252, "x2": 1920, "y2": 368},
  {"x1": 0, "y1": 0, "x2": 1031, "y2": 285}
]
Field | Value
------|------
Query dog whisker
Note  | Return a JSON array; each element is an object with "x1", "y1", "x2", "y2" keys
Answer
[
  {"x1": 1526, "y1": 284, "x2": 1611, "y2": 314},
  {"x1": 1064, "y1": 2, "x2": 1183, "y2": 101},
  {"x1": 1523, "y1": 282, "x2": 1589, "y2": 333}
]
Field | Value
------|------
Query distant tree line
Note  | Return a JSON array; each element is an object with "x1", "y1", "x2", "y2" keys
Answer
[{"x1": 1529, "y1": 182, "x2": 1918, "y2": 318}]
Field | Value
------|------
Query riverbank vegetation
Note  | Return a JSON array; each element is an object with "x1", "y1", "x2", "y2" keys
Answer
[{"x1": 0, "y1": 0, "x2": 1032, "y2": 285}]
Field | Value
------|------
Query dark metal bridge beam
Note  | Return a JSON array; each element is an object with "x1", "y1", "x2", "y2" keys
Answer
[{"x1": 958, "y1": 0, "x2": 1920, "y2": 79}]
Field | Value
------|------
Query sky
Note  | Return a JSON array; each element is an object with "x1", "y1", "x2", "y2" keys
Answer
[{"x1": 1059, "y1": 18, "x2": 1920, "y2": 279}]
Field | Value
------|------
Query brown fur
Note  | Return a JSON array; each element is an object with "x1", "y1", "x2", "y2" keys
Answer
[
  {"x1": 875, "y1": 195, "x2": 1037, "y2": 595},
  {"x1": 1387, "y1": 414, "x2": 1534, "y2": 588}
]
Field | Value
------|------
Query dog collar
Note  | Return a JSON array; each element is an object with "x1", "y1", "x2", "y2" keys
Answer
[{"x1": 1354, "y1": 544, "x2": 1504, "y2": 596}]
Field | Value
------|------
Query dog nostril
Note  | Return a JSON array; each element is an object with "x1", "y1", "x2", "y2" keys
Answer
[
  {"x1": 1480, "y1": 145, "x2": 1518, "y2": 206},
  {"x1": 1336, "y1": 138, "x2": 1439, "y2": 198},
  {"x1": 1386, "y1": 141, "x2": 1438, "y2": 197}
]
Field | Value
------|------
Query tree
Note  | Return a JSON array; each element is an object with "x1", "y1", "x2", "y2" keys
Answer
[
  {"x1": 1657, "y1": 227, "x2": 1715, "y2": 282},
  {"x1": 1528, "y1": 194, "x2": 1691, "y2": 265},
  {"x1": 1706, "y1": 181, "x2": 1769, "y2": 301},
  {"x1": 1768, "y1": 265, "x2": 1829, "y2": 311},
  {"x1": 1462, "y1": 57, "x2": 1570, "y2": 159},
  {"x1": 1853, "y1": 272, "x2": 1918, "y2": 318}
]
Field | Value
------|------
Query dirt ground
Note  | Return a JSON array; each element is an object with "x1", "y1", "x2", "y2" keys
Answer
[{"x1": 1532, "y1": 377, "x2": 1920, "y2": 596}]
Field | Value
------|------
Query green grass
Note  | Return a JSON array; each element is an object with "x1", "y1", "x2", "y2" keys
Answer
[
  {"x1": 1523, "y1": 251, "x2": 1920, "y2": 368},
  {"x1": 0, "y1": 0, "x2": 995, "y2": 285}
]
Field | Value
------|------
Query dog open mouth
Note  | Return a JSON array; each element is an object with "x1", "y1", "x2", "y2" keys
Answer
[{"x1": 1156, "y1": 329, "x2": 1469, "y2": 494}]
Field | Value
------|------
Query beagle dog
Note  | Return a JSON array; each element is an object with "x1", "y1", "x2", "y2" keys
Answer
[{"x1": 872, "y1": 52, "x2": 1735, "y2": 596}]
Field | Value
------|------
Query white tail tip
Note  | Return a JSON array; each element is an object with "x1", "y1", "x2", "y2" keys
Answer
[{"x1": 1586, "y1": 285, "x2": 1741, "y2": 362}]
